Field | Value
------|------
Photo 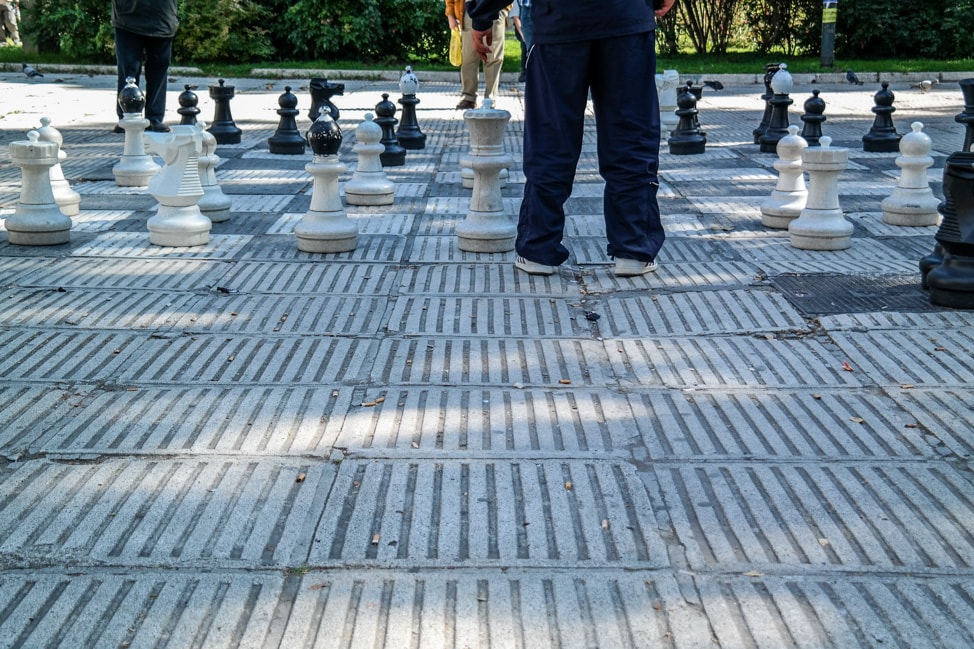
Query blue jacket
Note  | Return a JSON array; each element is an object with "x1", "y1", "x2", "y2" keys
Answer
[
  {"x1": 112, "y1": 0, "x2": 179, "y2": 38},
  {"x1": 466, "y1": 0, "x2": 656, "y2": 44}
]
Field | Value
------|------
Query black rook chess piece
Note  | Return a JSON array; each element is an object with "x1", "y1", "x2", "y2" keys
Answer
[
  {"x1": 955, "y1": 78, "x2": 974, "y2": 153},
  {"x1": 375, "y1": 93, "x2": 406, "y2": 167},
  {"x1": 268, "y1": 86, "x2": 306, "y2": 155},
  {"x1": 862, "y1": 81, "x2": 901, "y2": 153},
  {"x1": 308, "y1": 78, "x2": 345, "y2": 122},
  {"x1": 668, "y1": 83, "x2": 707, "y2": 155},
  {"x1": 207, "y1": 79, "x2": 242, "y2": 145},
  {"x1": 753, "y1": 62, "x2": 781, "y2": 144},
  {"x1": 924, "y1": 151, "x2": 974, "y2": 308},
  {"x1": 799, "y1": 89, "x2": 827, "y2": 146},
  {"x1": 177, "y1": 84, "x2": 200, "y2": 126},
  {"x1": 396, "y1": 66, "x2": 426, "y2": 150}
]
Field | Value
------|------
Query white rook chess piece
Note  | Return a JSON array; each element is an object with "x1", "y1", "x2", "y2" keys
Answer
[
  {"x1": 461, "y1": 99, "x2": 508, "y2": 189},
  {"x1": 6, "y1": 130, "x2": 72, "y2": 245},
  {"x1": 36, "y1": 116, "x2": 81, "y2": 216},
  {"x1": 456, "y1": 98, "x2": 516, "y2": 252},
  {"x1": 144, "y1": 125, "x2": 211, "y2": 247},
  {"x1": 657, "y1": 69, "x2": 680, "y2": 143},
  {"x1": 789, "y1": 136, "x2": 853, "y2": 250},
  {"x1": 295, "y1": 113, "x2": 357, "y2": 253},
  {"x1": 195, "y1": 122, "x2": 232, "y2": 223},
  {"x1": 113, "y1": 77, "x2": 161, "y2": 187},
  {"x1": 344, "y1": 113, "x2": 394, "y2": 206},
  {"x1": 761, "y1": 124, "x2": 808, "y2": 229},
  {"x1": 881, "y1": 121, "x2": 941, "y2": 227}
]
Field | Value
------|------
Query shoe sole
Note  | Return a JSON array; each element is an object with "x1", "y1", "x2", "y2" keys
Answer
[
  {"x1": 615, "y1": 261, "x2": 658, "y2": 277},
  {"x1": 515, "y1": 259, "x2": 555, "y2": 276}
]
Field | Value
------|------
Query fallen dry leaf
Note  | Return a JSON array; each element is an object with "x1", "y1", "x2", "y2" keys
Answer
[
  {"x1": 850, "y1": 416, "x2": 865, "y2": 424},
  {"x1": 296, "y1": 473, "x2": 306, "y2": 483},
  {"x1": 842, "y1": 361, "x2": 854, "y2": 372}
]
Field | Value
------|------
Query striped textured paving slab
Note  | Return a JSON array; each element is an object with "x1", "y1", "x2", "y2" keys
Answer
[
  {"x1": 71, "y1": 231, "x2": 253, "y2": 260},
  {"x1": 659, "y1": 462, "x2": 974, "y2": 571},
  {"x1": 267, "y1": 212, "x2": 415, "y2": 236},
  {"x1": 0, "y1": 384, "x2": 77, "y2": 453},
  {"x1": 398, "y1": 263, "x2": 583, "y2": 296},
  {"x1": 0, "y1": 329, "x2": 148, "y2": 382},
  {"x1": 239, "y1": 233, "x2": 406, "y2": 262},
  {"x1": 830, "y1": 328, "x2": 974, "y2": 388},
  {"x1": 68, "y1": 209, "x2": 134, "y2": 232},
  {"x1": 626, "y1": 389, "x2": 934, "y2": 460},
  {"x1": 306, "y1": 459, "x2": 667, "y2": 567},
  {"x1": 729, "y1": 237, "x2": 920, "y2": 275},
  {"x1": 212, "y1": 260, "x2": 400, "y2": 295},
  {"x1": 820, "y1": 310, "x2": 974, "y2": 332},
  {"x1": 406, "y1": 235, "x2": 517, "y2": 264},
  {"x1": 11, "y1": 256, "x2": 234, "y2": 290},
  {"x1": 887, "y1": 388, "x2": 974, "y2": 459},
  {"x1": 609, "y1": 337, "x2": 862, "y2": 389},
  {"x1": 594, "y1": 289, "x2": 808, "y2": 336},
  {"x1": 582, "y1": 261, "x2": 761, "y2": 291},
  {"x1": 384, "y1": 296, "x2": 591, "y2": 337}
]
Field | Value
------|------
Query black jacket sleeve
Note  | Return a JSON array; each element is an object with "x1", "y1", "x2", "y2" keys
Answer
[{"x1": 466, "y1": 0, "x2": 510, "y2": 31}]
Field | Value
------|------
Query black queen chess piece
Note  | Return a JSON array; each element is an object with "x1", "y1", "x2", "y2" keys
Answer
[
  {"x1": 375, "y1": 93, "x2": 406, "y2": 167},
  {"x1": 268, "y1": 86, "x2": 306, "y2": 155},
  {"x1": 799, "y1": 89, "x2": 827, "y2": 146},
  {"x1": 668, "y1": 83, "x2": 706, "y2": 155},
  {"x1": 396, "y1": 66, "x2": 426, "y2": 150},
  {"x1": 862, "y1": 81, "x2": 901, "y2": 153},
  {"x1": 178, "y1": 84, "x2": 200, "y2": 126},
  {"x1": 207, "y1": 79, "x2": 242, "y2": 145},
  {"x1": 308, "y1": 78, "x2": 345, "y2": 122}
]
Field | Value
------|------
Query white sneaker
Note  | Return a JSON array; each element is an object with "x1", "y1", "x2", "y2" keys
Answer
[
  {"x1": 614, "y1": 257, "x2": 658, "y2": 277},
  {"x1": 515, "y1": 255, "x2": 555, "y2": 276}
]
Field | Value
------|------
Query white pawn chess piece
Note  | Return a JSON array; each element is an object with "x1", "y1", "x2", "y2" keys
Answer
[
  {"x1": 789, "y1": 136, "x2": 853, "y2": 250},
  {"x1": 144, "y1": 125, "x2": 211, "y2": 247},
  {"x1": 295, "y1": 113, "x2": 357, "y2": 253},
  {"x1": 344, "y1": 113, "x2": 394, "y2": 206},
  {"x1": 456, "y1": 98, "x2": 516, "y2": 252},
  {"x1": 761, "y1": 124, "x2": 808, "y2": 229},
  {"x1": 6, "y1": 130, "x2": 72, "y2": 245},
  {"x1": 657, "y1": 69, "x2": 680, "y2": 142},
  {"x1": 195, "y1": 122, "x2": 232, "y2": 223},
  {"x1": 881, "y1": 121, "x2": 941, "y2": 226},
  {"x1": 461, "y1": 99, "x2": 507, "y2": 189},
  {"x1": 36, "y1": 116, "x2": 81, "y2": 216}
]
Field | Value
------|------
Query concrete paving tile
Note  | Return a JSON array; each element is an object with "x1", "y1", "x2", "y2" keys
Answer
[
  {"x1": 384, "y1": 295, "x2": 591, "y2": 337},
  {"x1": 829, "y1": 328, "x2": 974, "y2": 388},
  {"x1": 398, "y1": 261, "x2": 584, "y2": 296}
]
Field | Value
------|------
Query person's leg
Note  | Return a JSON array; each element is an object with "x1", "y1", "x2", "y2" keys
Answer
[
  {"x1": 114, "y1": 27, "x2": 144, "y2": 120},
  {"x1": 142, "y1": 35, "x2": 173, "y2": 125},
  {"x1": 590, "y1": 31, "x2": 665, "y2": 263},
  {"x1": 458, "y1": 13, "x2": 478, "y2": 106},
  {"x1": 482, "y1": 14, "x2": 506, "y2": 101},
  {"x1": 516, "y1": 41, "x2": 591, "y2": 267}
]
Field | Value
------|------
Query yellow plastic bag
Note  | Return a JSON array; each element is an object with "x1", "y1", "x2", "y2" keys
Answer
[{"x1": 449, "y1": 28, "x2": 462, "y2": 67}]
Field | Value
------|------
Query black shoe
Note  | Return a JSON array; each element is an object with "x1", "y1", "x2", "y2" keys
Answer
[
  {"x1": 148, "y1": 122, "x2": 171, "y2": 133},
  {"x1": 455, "y1": 99, "x2": 477, "y2": 110},
  {"x1": 517, "y1": 73, "x2": 526, "y2": 83},
  {"x1": 112, "y1": 125, "x2": 125, "y2": 134}
]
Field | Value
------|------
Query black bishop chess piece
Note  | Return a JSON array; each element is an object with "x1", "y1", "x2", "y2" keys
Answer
[
  {"x1": 396, "y1": 66, "x2": 426, "y2": 150},
  {"x1": 759, "y1": 63, "x2": 794, "y2": 154},
  {"x1": 268, "y1": 86, "x2": 306, "y2": 155},
  {"x1": 753, "y1": 62, "x2": 781, "y2": 144},
  {"x1": 799, "y1": 89, "x2": 827, "y2": 146},
  {"x1": 862, "y1": 81, "x2": 902, "y2": 153},
  {"x1": 177, "y1": 84, "x2": 200, "y2": 126},
  {"x1": 668, "y1": 83, "x2": 707, "y2": 155},
  {"x1": 207, "y1": 79, "x2": 242, "y2": 145},
  {"x1": 375, "y1": 93, "x2": 406, "y2": 167},
  {"x1": 308, "y1": 78, "x2": 345, "y2": 122}
]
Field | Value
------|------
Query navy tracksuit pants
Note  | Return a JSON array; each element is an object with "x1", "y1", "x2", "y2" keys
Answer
[{"x1": 516, "y1": 30, "x2": 665, "y2": 266}]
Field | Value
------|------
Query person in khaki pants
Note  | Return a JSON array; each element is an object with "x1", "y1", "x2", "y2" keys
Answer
[{"x1": 445, "y1": 0, "x2": 508, "y2": 109}]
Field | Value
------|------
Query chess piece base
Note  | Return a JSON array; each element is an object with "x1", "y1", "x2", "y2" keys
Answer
[
  {"x1": 927, "y1": 253, "x2": 974, "y2": 309},
  {"x1": 148, "y1": 204, "x2": 211, "y2": 247},
  {"x1": 788, "y1": 208, "x2": 853, "y2": 250},
  {"x1": 881, "y1": 191, "x2": 941, "y2": 227},
  {"x1": 5, "y1": 203, "x2": 72, "y2": 245}
]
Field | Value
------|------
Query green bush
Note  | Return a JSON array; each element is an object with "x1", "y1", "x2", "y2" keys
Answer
[
  {"x1": 835, "y1": 0, "x2": 974, "y2": 59},
  {"x1": 23, "y1": 0, "x2": 114, "y2": 60},
  {"x1": 175, "y1": 0, "x2": 275, "y2": 63}
]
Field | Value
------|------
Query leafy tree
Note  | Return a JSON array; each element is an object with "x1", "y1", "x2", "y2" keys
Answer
[
  {"x1": 175, "y1": 0, "x2": 275, "y2": 63},
  {"x1": 678, "y1": 0, "x2": 741, "y2": 54}
]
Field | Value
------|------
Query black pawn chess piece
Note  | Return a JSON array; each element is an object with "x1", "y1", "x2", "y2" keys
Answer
[
  {"x1": 925, "y1": 151, "x2": 974, "y2": 308},
  {"x1": 668, "y1": 83, "x2": 707, "y2": 155},
  {"x1": 268, "y1": 86, "x2": 306, "y2": 155},
  {"x1": 753, "y1": 62, "x2": 781, "y2": 144},
  {"x1": 799, "y1": 89, "x2": 827, "y2": 146},
  {"x1": 396, "y1": 67, "x2": 426, "y2": 150},
  {"x1": 207, "y1": 79, "x2": 242, "y2": 145},
  {"x1": 375, "y1": 93, "x2": 406, "y2": 167},
  {"x1": 759, "y1": 70, "x2": 794, "y2": 154},
  {"x1": 177, "y1": 84, "x2": 200, "y2": 126},
  {"x1": 955, "y1": 78, "x2": 974, "y2": 153},
  {"x1": 862, "y1": 81, "x2": 901, "y2": 153},
  {"x1": 308, "y1": 78, "x2": 345, "y2": 122}
]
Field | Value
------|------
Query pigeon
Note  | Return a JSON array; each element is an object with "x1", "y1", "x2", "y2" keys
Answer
[
  {"x1": 910, "y1": 79, "x2": 939, "y2": 93},
  {"x1": 846, "y1": 70, "x2": 864, "y2": 85},
  {"x1": 22, "y1": 63, "x2": 43, "y2": 79},
  {"x1": 702, "y1": 80, "x2": 724, "y2": 91}
]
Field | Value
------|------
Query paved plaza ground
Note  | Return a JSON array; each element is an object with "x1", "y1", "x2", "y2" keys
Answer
[{"x1": 0, "y1": 67, "x2": 973, "y2": 648}]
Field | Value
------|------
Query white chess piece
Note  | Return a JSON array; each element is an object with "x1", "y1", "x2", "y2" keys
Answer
[
  {"x1": 761, "y1": 125, "x2": 808, "y2": 229},
  {"x1": 881, "y1": 122, "x2": 941, "y2": 226},
  {"x1": 789, "y1": 136, "x2": 853, "y2": 250}
]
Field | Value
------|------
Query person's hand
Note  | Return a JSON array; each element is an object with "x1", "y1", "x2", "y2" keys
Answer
[
  {"x1": 471, "y1": 28, "x2": 492, "y2": 62},
  {"x1": 447, "y1": 16, "x2": 459, "y2": 30},
  {"x1": 655, "y1": 0, "x2": 676, "y2": 17}
]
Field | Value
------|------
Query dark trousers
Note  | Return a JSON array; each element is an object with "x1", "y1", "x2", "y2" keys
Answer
[
  {"x1": 517, "y1": 31, "x2": 664, "y2": 266},
  {"x1": 114, "y1": 27, "x2": 173, "y2": 124}
]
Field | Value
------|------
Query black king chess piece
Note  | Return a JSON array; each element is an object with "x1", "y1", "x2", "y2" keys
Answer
[
  {"x1": 268, "y1": 86, "x2": 306, "y2": 155},
  {"x1": 207, "y1": 79, "x2": 242, "y2": 145}
]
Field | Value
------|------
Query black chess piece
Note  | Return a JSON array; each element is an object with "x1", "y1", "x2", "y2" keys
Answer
[
  {"x1": 955, "y1": 78, "x2": 974, "y2": 153},
  {"x1": 308, "y1": 78, "x2": 345, "y2": 122},
  {"x1": 759, "y1": 65, "x2": 794, "y2": 154},
  {"x1": 207, "y1": 79, "x2": 242, "y2": 145},
  {"x1": 375, "y1": 93, "x2": 406, "y2": 167},
  {"x1": 862, "y1": 81, "x2": 901, "y2": 153},
  {"x1": 668, "y1": 83, "x2": 707, "y2": 155},
  {"x1": 799, "y1": 89, "x2": 827, "y2": 146},
  {"x1": 753, "y1": 63, "x2": 781, "y2": 144},
  {"x1": 177, "y1": 84, "x2": 200, "y2": 126},
  {"x1": 925, "y1": 151, "x2": 974, "y2": 308},
  {"x1": 267, "y1": 86, "x2": 306, "y2": 155},
  {"x1": 396, "y1": 67, "x2": 426, "y2": 150}
]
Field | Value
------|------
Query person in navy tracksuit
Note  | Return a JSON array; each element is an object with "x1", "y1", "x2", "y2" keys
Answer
[{"x1": 466, "y1": 0, "x2": 676, "y2": 277}]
